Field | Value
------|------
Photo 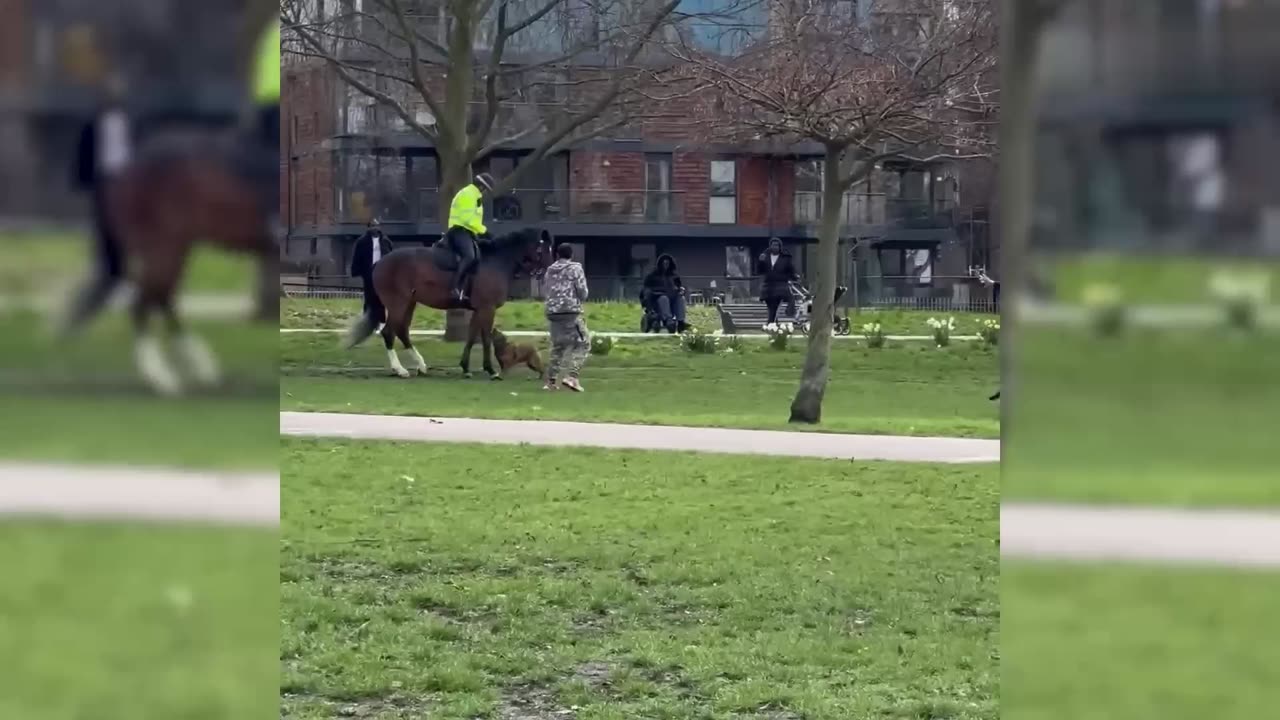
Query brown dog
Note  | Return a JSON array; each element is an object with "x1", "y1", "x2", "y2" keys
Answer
[{"x1": 492, "y1": 329, "x2": 545, "y2": 376}]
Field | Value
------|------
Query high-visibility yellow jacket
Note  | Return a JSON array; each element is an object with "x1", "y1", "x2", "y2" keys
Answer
[
  {"x1": 448, "y1": 184, "x2": 487, "y2": 235},
  {"x1": 254, "y1": 22, "x2": 280, "y2": 105}
]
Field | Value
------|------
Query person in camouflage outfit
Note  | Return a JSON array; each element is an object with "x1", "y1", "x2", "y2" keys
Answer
[{"x1": 543, "y1": 243, "x2": 590, "y2": 392}]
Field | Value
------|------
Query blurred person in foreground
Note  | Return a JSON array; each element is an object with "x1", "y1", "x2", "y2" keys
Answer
[
  {"x1": 350, "y1": 219, "x2": 393, "y2": 328},
  {"x1": 63, "y1": 71, "x2": 132, "y2": 335},
  {"x1": 543, "y1": 243, "x2": 589, "y2": 392}
]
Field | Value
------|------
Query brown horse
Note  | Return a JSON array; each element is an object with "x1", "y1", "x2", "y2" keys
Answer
[
  {"x1": 343, "y1": 227, "x2": 552, "y2": 380},
  {"x1": 88, "y1": 126, "x2": 278, "y2": 394}
]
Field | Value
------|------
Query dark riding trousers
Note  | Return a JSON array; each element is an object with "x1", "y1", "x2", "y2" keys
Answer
[{"x1": 444, "y1": 226, "x2": 480, "y2": 294}]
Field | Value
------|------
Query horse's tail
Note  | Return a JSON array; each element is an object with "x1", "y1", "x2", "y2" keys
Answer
[{"x1": 343, "y1": 308, "x2": 378, "y2": 349}]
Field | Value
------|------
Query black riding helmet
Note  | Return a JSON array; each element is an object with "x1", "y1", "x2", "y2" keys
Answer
[{"x1": 474, "y1": 172, "x2": 496, "y2": 193}]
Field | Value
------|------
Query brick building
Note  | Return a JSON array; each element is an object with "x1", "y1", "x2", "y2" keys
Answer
[
  {"x1": 282, "y1": 3, "x2": 997, "y2": 306},
  {"x1": 1033, "y1": 0, "x2": 1280, "y2": 256},
  {"x1": 0, "y1": 0, "x2": 253, "y2": 219}
]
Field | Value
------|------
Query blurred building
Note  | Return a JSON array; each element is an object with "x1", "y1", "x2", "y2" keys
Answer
[
  {"x1": 282, "y1": 0, "x2": 997, "y2": 306},
  {"x1": 1033, "y1": 0, "x2": 1280, "y2": 256},
  {"x1": 0, "y1": 0, "x2": 252, "y2": 219}
]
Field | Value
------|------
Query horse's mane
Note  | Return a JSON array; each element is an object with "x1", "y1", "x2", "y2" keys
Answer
[{"x1": 479, "y1": 227, "x2": 546, "y2": 265}]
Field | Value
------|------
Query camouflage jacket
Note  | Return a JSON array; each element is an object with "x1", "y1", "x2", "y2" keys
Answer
[{"x1": 543, "y1": 259, "x2": 588, "y2": 316}]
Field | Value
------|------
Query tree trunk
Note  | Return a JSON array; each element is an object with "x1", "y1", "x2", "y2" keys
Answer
[
  {"x1": 998, "y1": 0, "x2": 1050, "y2": 417},
  {"x1": 789, "y1": 147, "x2": 845, "y2": 424}
]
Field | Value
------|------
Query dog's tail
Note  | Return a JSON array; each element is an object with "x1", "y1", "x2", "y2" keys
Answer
[{"x1": 343, "y1": 308, "x2": 378, "y2": 349}]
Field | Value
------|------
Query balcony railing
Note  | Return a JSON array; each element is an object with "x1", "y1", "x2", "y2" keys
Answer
[
  {"x1": 335, "y1": 188, "x2": 686, "y2": 225},
  {"x1": 794, "y1": 192, "x2": 959, "y2": 229}
]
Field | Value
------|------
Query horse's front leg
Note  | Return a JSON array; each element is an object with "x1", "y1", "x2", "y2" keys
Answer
[
  {"x1": 459, "y1": 324, "x2": 476, "y2": 379},
  {"x1": 481, "y1": 324, "x2": 501, "y2": 381}
]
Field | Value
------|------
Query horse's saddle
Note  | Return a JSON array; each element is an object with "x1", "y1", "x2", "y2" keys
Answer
[{"x1": 427, "y1": 235, "x2": 487, "y2": 273}]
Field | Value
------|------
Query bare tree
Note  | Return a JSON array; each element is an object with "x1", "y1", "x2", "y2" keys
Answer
[
  {"x1": 282, "y1": 0, "x2": 759, "y2": 339},
  {"x1": 279, "y1": 0, "x2": 754, "y2": 203},
  {"x1": 672, "y1": 0, "x2": 998, "y2": 424}
]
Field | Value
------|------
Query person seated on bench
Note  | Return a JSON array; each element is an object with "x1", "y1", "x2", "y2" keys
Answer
[{"x1": 641, "y1": 253, "x2": 687, "y2": 333}]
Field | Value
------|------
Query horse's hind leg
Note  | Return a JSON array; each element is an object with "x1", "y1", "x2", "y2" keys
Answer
[
  {"x1": 398, "y1": 303, "x2": 428, "y2": 375},
  {"x1": 165, "y1": 299, "x2": 221, "y2": 388},
  {"x1": 381, "y1": 297, "x2": 412, "y2": 378},
  {"x1": 132, "y1": 282, "x2": 183, "y2": 396}
]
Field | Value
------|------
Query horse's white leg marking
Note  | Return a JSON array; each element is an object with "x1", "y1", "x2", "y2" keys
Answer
[
  {"x1": 178, "y1": 333, "x2": 221, "y2": 386},
  {"x1": 135, "y1": 334, "x2": 183, "y2": 396},
  {"x1": 407, "y1": 346, "x2": 428, "y2": 374},
  {"x1": 387, "y1": 348, "x2": 410, "y2": 378}
]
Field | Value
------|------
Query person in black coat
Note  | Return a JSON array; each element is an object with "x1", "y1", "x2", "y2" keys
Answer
[
  {"x1": 350, "y1": 219, "x2": 394, "y2": 325},
  {"x1": 757, "y1": 237, "x2": 799, "y2": 324},
  {"x1": 641, "y1": 253, "x2": 687, "y2": 333},
  {"x1": 60, "y1": 74, "x2": 131, "y2": 336}
]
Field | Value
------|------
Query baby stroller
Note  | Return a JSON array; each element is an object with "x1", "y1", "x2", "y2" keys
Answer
[{"x1": 789, "y1": 282, "x2": 852, "y2": 336}]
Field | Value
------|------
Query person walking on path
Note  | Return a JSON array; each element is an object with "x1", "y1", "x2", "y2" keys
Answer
[
  {"x1": 757, "y1": 237, "x2": 799, "y2": 325},
  {"x1": 543, "y1": 243, "x2": 590, "y2": 392},
  {"x1": 350, "y1": 218, "x2": 393, "y2": 326}
]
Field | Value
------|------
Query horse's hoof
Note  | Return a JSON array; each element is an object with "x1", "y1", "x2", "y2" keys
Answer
[{"x1": 393, "y1": 369, "x2": 411, "y2": 378}]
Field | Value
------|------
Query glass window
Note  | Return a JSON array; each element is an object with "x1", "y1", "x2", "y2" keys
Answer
[
  {"x1": 645, "y1": 154, "x2": 674, "y2": 222},
  {"x1": 794, "y1": 160, "x2": 822, "y2": 224},
  {"x1": 646, "y1": 154, "x2": 672, "y2": 192},
  {"x1": 725, "y1": 246, "x2": 752, "y2": 278},
  {"x1": 709, "y1": 159, "x2": 737, "y2": 224}
]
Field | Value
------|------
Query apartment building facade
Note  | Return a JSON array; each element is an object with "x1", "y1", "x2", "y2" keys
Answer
[
  {"x1": 282, "y1": 0, "x2": 996, "y2": 305},
  {"x1": 0, "y1": 0, "x2": 253, "y2": 218},
  {"x1": 1033, "y1": 0, "x2": 1280, "y2": 256}
]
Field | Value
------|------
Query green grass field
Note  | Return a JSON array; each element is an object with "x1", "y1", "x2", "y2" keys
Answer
[
  {"x1": 280, "y1": 331, "x2": 1000, "y2": 438},
  {"x1": 281, "y1": 298, "x2": 993, "y2": 336},
  {"x1": 0, "y1": 521, "x2": 278, "y2": 720},
  {"x1": 1049, "y1": 252, "x2": 1280, "y2": 304},
  {"x1": 1005, "y1": 326, "x2": 1280, "y2": 507},
  {"x1": 1003, "y1": 562, "x2": 1280, "y2": 720},
  {"x1": 0, "y1": 310, "x2": 278, "y2": 469},
  {"x1": 281, "y1": 439, "x2": 998, "y2": 720},
  {"x1": 0, "y1": 233, "x2": 254, "y2": 296},
  {"x1": 0, "y1": 234, "x2": 274, "y2": 469}
]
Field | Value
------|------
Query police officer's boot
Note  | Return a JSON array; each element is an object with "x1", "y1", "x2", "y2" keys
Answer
[{"x1": 451, "y1": 267, "x2": 469, "y2": 304}]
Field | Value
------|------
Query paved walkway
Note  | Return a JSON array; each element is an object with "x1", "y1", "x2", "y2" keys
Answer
[
  {"x1": 280, "y1": 328, "x2": 978, "y2": 341},
  {"x1": 1002, "y1": 502, "x2": 1280, "y2": 568},
  {"x1": 0, "y1": 463, "x2": 278, "y2": 527},
  {"x1": 280, "y1": 411, "x2": 999, "y2": 463},
  {"x1": 281, "y1": 411, "x2": 1280, "y2": 567},
  {"x1": 1018, "y1": 299, "x2": 1280, "y2": 328}
]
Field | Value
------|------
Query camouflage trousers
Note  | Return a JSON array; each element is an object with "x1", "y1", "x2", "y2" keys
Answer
[{"x1": 546, "y1": 314, "x2": 589, "y2": 380}]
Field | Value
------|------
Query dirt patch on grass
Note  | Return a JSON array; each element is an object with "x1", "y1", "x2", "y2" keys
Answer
[{"x1": 280, "y1": 691, "x2": 433, "y2": 719}]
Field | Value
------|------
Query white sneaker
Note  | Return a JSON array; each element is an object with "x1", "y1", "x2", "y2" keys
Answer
[{"x1": 561, "y1": 377, "x2": 584, "y2": 393}]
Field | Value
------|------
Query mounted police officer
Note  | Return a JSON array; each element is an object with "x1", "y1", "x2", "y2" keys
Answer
[{"x1": 444, "y1": 172, "x2": 496, "y2": 303}]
